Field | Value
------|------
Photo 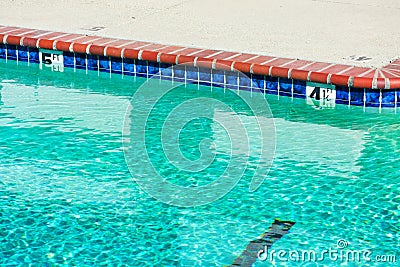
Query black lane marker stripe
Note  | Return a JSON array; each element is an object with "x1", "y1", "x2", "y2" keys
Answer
[{"x1": 229, "y1": 219, "x2": 296, "y2": 267}]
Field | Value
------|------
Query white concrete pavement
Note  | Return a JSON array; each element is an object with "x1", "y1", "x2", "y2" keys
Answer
[{"x1": 1, "y1": 0, "x2": 399, "y2": 68}]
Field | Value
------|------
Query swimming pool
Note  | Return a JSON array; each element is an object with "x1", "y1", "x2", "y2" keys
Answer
[{"x1": 0, "y1": 59, "x2": 398, "y2": 266}]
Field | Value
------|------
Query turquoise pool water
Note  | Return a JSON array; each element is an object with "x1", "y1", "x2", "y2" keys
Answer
[{"x1": 0, "y1": 60, "x2": 398, "y2": 266}]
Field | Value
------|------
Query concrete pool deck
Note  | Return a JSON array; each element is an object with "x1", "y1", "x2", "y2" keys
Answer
[{"x1": 0, "y1": 0, "x2": 399, "y2": 69}]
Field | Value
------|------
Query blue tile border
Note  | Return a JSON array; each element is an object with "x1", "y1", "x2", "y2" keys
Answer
[
  {"x1": 336, "y1": 86, "x2": 350, "y2": 105},
  {"x1": 75, "y1": 53, "x2": 86, "y2": 70},
  {"x1": 381, "y1": 90, "x2": 396, "y2": 108},
  {"x1": 350, "y1": 88, "x2": 364, "y2": 106},
  {"x1": 29, "y1": 47, "x2": 39, "y2": 63},
  {"x1": 148, "y1": 61, "x2": 159, "y2": 76},
  {"x1": 123, "y1": 58, "x2": 135, "y2": 75},
  {"x1": 111, "y1": 57, "x2": 122, "y2": 74},
  {"x1": 2, "y1": 44, "x2": 400, "y2": 110},
  {"x1": 172, "y1": 65, "x2": 185, "y2": 83},
  {"x1": 87, "y1": 55, "x2": 98, "y2": 71},
  {"x1": 265, "y1": 76, "x2": 279, "y2": 95},
  {"x1": 0, "y1": 43, "x2": 6, "y2": 59},
  {"x1": 6, "y1": 45, "x2": 17, "y2": 60},
  {"x1": 251, "y1": 74, "x2": 264, "y2": 92},
  {"x1": 365, "y1": 89, "x2": 381, "y2": 108},
  {"x1": 17, "y1": 46, "x2": 29, "y2": 62},
  {"x1": 199, "y1": 67, "x2": 212, "y2": 83},
  {"x1": 64, "y1": 52, "x2": 75, "y2": 68},
  {"x1": 225, "y1": 71, "x2": 238, "y2": 87},
  {"x1": 279, "y1": 78, "x2": 292, "y2": 97},
  {"x1": 293, "y1": 80, "x2": 306, "y2": 98},
  {"x1": 136, "y1": 60, "x2": 147, "y2": 75},
  {"x1": 160, "y1": 63, "x2": 173, "y2": 77},
  {"x1": 186, "y1": 66, "x2": 199, "y2": 82},
  {"x1": 212, "y1": 69, "x2": 225, "y2": 86},
  {"x1": 99, "y1": 56, "x2": 111, "y2": 73}
]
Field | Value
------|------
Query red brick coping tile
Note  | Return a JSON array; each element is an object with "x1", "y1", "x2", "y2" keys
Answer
[{"x1": 1, "y1": 25, "x2": 400, "y2": 89}]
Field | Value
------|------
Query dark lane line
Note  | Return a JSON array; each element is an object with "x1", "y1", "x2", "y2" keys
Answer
[{"x1": 229, "y1": 219, "x2": 296, "y2": 267}]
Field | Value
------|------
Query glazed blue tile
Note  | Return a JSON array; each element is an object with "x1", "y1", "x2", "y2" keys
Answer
[
  {"x1": 148, "y1": 61, "x2": 159, "y2": 76},
  {"x1": 111, "y1": 57, "x2": 122, "y2": 74},
  {"x1": 87, "y1": 55, "x2": 98, "y2": 71},
  {"x1": 63, "y1": 52, "x2": 75, "y2": 68},
  {"x1": 28, "y1": 47, "x2": 39, "y2": 63},
  {"x1": 335, "y1": 86, "x2": 349, "y2": 105},
  {"x1": 397, "y1": 90, "x2": 400, "y2": 106},
  {"x1": 350, "y1": 88, "x2": 365, "y2": 106},
  {"x1": 160, "y1": 63, "x2": 173, "y2": 77},
  {"x1": 0, "y1": 44, "x2": 6, "y2": 59},
  {"x1": 225, "y1": 72, "x2": 238, "y2": 86},
  {"x1": 123, "y1": 58, "x2": 135, "y2": 75},
  {"x1": 293, "y1": 80, "x2": 306, "y2": 98},
  {"x1": 75, "y1": 53, "x2": 86, "y2": 70},
  {"x1": 199, "y1": 67, "x2": 211, "y2": 82},
  {"x1": 279, "y1": 78, "x2": 292, "y2": 96},
  {"x1": 381, "y1": 90, "x2": 396, "y2": 108},
  {"x1": 6, "y1": 45, "x2": 17, "y2": 60},
  {"x1": 173, "y1": 65, "x2": 185, "y2": 80},
  {"x1": 99, "y1": 56, "x2": 110, "y2": 72},
  {"x1": 17, "y1": 46, "x2": 29, "y2": 62},
  {"x1": 186, "y1": 66, "x2": 199, "y2": 81},
  {"x1": 239, "y1": 74, "x2": 251, "y2": 88},
  {"x1": 251, "y1": 74, "x2": 265, "y2": 91},
  {"x1": 212, "y1": 69, "x2": 224, "y2": 85},
  {"x1": 365, "y1": 89, "x2": 381, "y2": 107},
  {"x1": 265, "y1": 76, "x2": 279, "y2": 92},
  {"x1": 136, "y1": 60, "x2": 147, "y2": 74}
]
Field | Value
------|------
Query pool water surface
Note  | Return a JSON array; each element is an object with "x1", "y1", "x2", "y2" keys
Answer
[{"x1": 0, "y1": 60, "x2": 398, "y2": 266}]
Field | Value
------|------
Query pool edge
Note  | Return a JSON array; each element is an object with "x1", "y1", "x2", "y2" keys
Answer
[{"x1": 1, "y1": 25, "x2": 399, "y2": 109}]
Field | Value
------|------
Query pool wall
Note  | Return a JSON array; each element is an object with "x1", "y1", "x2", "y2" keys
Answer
[{"x1": 1, "y1": 25, "x2": 400, "y2": 108}]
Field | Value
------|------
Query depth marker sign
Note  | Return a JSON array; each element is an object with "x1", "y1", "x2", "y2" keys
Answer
[
  {"x1": 39, "y1": 49, "x2": 64, "y2": 72},
  {"x1": 306, "y1": 82, "x2": 336, "y2": 108}
]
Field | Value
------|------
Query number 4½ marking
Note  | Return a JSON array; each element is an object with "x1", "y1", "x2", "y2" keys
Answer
[
  {"x1": 309, "y1": 87, "x2": 321, "y2": 100},
  {"x1": 310, "y1": 87, "x2": 333, "y2": 101}
]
